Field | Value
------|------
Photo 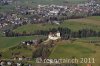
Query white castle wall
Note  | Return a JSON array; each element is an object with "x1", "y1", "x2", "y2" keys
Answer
[{"x1": 48, "y1": 32, "x2": 61, "y2": 40}]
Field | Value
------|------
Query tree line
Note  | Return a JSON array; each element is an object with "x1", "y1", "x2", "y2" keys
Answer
[{"x1": 4, "y1": 27, "x2": 100, "y2": 39}]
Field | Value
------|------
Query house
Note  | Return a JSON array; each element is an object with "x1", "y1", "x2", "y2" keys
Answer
[
  {"x1": 7, "y1": 61, "x2": 12, "y2": 66},
  {"x1": 16, "y1": 63, "x2": 22, "y2": 66},
  {"x1": 0, "y1": 61, "x2": 6, "y2": 66},
  {"x1": 21, "y1": 40, "x2": 38, "y2": 46}
]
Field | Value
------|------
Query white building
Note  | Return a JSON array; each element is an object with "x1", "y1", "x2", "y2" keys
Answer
[{"x1": 48, "y1": 31, "x2": 61, "y2": 40}]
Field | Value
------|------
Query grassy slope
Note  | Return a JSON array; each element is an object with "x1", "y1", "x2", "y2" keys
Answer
[
  {"x1": 49, "y1": 38, "x2": 100, "y2": 66},
  {"x1": 2, "y1": 46, "x2": 35, "y2": 59},
  {"x1": 87, "y1": 16, "x2": 100, "y2": 21},
  {"x1": 0, "y1": 35, "x2": 45, "y2": 51},
  {"x1": 0, "y1": 36, "x2": 32, "y2": 50},
  {"x1": 69, "y1": 16, "x2": 100, "y2": 25},
  {"x1": 14, "y1": 19, "x2": 100, "y2": 33},
  {"x1": 50, "y1": 44, "x2": 94, "y2": 58}
]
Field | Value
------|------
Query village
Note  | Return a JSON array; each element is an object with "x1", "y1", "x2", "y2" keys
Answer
[
  {"x1": 0, "y1": 0, "x2": 100, "y2": 30},
  {"x1": 0, "y1": 0, "x2": 100, "y2": 66}
]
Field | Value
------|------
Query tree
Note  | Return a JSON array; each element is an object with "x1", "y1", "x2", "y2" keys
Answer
[
  {"x1": 0, "y1": 52, "x2": 2, "y2": 59},
  {"x1": 32, "y1": 45, "x2": 51, "y2": 59}
]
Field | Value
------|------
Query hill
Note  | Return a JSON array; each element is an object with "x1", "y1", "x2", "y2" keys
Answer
[
  {"x1": 0, "y1": 0, "x2": 88, "y2": 12},
  {"x1": 16, "y1": 0, "x2": 87, "y2": 5},
  {"x1": 14, "y1": 16, "x2": 100, "y2": 33}
]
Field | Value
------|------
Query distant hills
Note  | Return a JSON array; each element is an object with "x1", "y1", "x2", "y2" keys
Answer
[
  {"x1": 1, "y1": 0, "x2": 100, "y2": 6},
  {"x1": 0, "y1": 0, "x2": 88, "y2": 12},
  {"x1": 14, "y1": 0, "x2": 88, "y2": 5}
]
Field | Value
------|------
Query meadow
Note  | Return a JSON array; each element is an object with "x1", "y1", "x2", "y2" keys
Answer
[
  {"x1": 0, "y1": 35, "x2": 45, "y2": 51},
  {"x1": 14, "y1": 16, "x2": 100, "y2": 33},
  {"x1": 69, "y1": 16, "x2": 100, "y2": 25},
  {"x1": 49, "y1": 38, "x2": 100, "y2": 66}
]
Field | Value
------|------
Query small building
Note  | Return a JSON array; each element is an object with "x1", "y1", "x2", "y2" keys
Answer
[{"x1": 7, "y1": 61, "x2": 12, "y2": 66}]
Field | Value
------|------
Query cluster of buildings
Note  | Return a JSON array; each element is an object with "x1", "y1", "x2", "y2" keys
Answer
[
  {"x1": 0, "y1": 60, "x2": 32, "y2": 66},
  {"x1": 0, "y1": 13, "x2": 29, "y2": 29},
  {"x1": 0, "y1": 0, "x2": 100, "y2": 30},
  {"x1": 21, "y1": 39, "x2": 40, "y2": 46},
  {"x1": 0, "y1": 0, "x2": 12, "y2": 5}
]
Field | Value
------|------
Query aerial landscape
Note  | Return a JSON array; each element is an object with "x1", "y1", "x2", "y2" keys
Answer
[{"x1": 0, "y1": 0, "x2": 100, "y2": 66}]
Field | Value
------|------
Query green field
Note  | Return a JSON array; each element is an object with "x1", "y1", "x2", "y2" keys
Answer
[
  {"x1": 50, "y1": 44, "x2": 94, "y2": 59},
  {"x1": 87, "y1": 16, "x2": 100, "y2": 21},
  {"x1": 0, "y1": 36, "x2": 33, "y2": 50},
  {"x1": 49, "y1": 38, "x2": 100, "y2": 66},
  {"x1": 2, "y1": 45, "x2": 35, "y2": 59},
  {"x1": 14, "y1": 18, "x2": 100, "y2": 33},
  {"x1": 69, "y1": 16, "x2": 100, "y2": 25},
  {"x1": 0, "y1": 35, "x2": 45, "y2": 51}
]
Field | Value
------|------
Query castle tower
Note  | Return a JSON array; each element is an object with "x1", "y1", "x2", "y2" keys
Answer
[
  {"x1": 56, "y1": 31, "x2": 61, "y2": 38},
  {"x1": 48, "y1": 32, "x2": 53, "y2": 39}
]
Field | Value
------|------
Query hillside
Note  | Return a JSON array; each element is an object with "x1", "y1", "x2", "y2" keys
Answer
[
  {"x1": 14, "y1": 16, "x2": 100, "y2": 33},
  {"x1": 0, "y1": 0, "x2": 88, "y2": 12},
  {"x1": 0, "y1": 0, "x2": 100, "y2": 65},
  {"x1": 0, "y1": 11, "x2": 100, "y2": 66},
  {"x1": 15, "y1": 0, "x2": 87, "y2": 5},
  {"x1": 49, "y1": 37, "x2": 100, "y2": 66}
]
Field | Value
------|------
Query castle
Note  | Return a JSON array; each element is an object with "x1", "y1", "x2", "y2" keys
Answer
[{"x1": 48, "y1": 31, "x2": 61, "y2": 41}]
